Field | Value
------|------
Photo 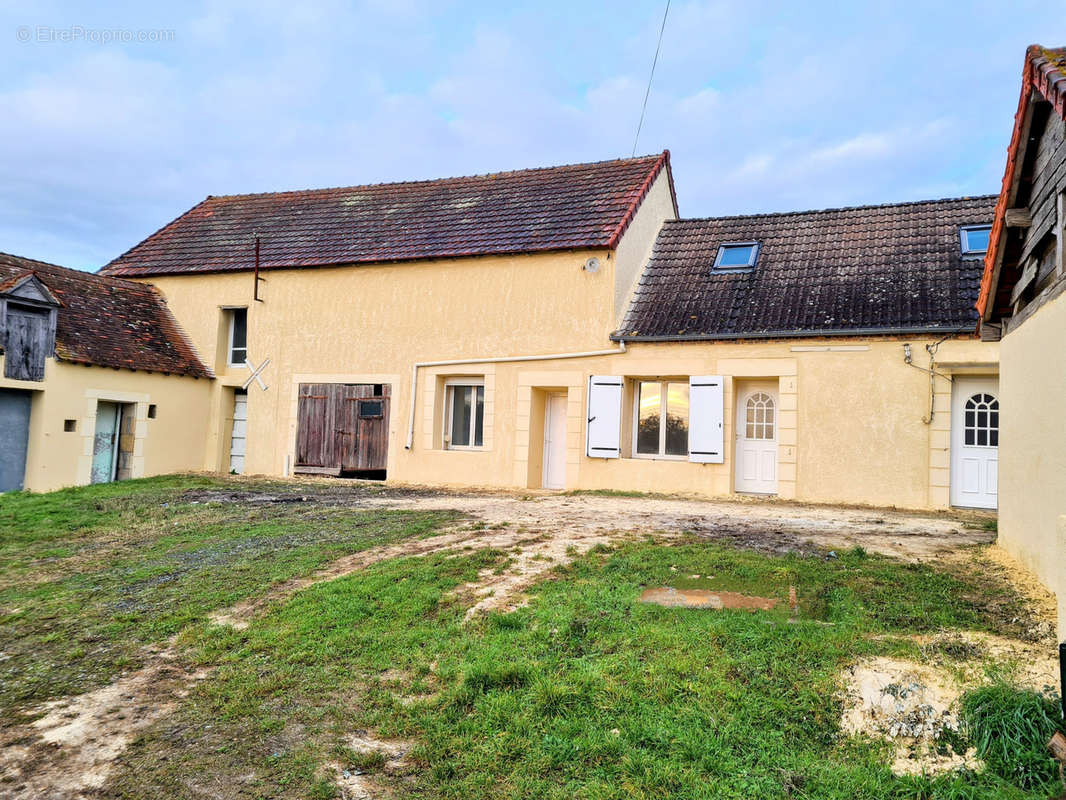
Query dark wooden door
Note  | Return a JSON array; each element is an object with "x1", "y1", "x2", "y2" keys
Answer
[
  {"x1": 295, "y1": 383, "x2": 389, "y2": 472},
  {"x1": 4, "y1": 307, "x2": 49, "y2": 381},
  {"x1": 295, "y1": 384, "x2": 335, "y2": 469}
]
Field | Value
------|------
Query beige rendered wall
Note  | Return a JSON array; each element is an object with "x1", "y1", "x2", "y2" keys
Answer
[
  {"x1": 519, "y1": 338, "x2": 996, "y2": 508},
  {"x1": 0, "y1": 355, "x2": 212, "y2": 492},
  {"x1": 144, "y1": 249, "x2": 619, "y2": 486},
  {"x1": 997, "y1": 290, "x2": 1066, "y2": 631},
  {"x1": 612, "y1": 170, "x2": 676, "y2": 325},
  {"x1": 124, "y1": 255, "x2": 1004, "y2": 512}
]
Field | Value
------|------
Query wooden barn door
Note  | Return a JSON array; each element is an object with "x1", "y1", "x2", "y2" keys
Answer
[
  {"x1": 295, "y1": 383, "x2": 390, "y2": 475},
  {"x1": 295, "y1": 384, "x2": 336, "y2": 472}
]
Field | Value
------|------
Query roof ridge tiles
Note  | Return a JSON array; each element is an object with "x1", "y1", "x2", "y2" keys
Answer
[
  {"x1": 665, "y1": 195, "x2": 999, "y2": 226},
  {"x1": 202, "y1": 152, "x2": 666, "y2": 203}
]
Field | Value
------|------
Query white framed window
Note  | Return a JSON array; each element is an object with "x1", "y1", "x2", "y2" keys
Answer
[
  {"x1": 960, "y1": 225, "x2": 991, "y2": 255},
  {"x1": 744, "y1": 392, "x2": 776, "y2": 440},
  {"x1": 964, "y1": 393, "x2": 999, "y2": 447},
  {"x1": 633, "y1": 380, "x2": 689, "y2": 458},
  {"x1": 226, "y1": 307, "x2": 248, "y2": 366},
  {"x1": 713, "y1": 242, "x2": 760, "y2": 270},
  {"x1": 444, "y1": 379, "x2": 485, "y2": 449}
]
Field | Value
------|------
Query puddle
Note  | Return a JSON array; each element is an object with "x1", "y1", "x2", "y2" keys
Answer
[{"x1": 640, "y1": 586, "x2": 779, "y2": 611}]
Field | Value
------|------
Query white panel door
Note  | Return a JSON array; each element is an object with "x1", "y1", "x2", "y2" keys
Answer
[
  {"x1": 734, "y1": 383, "x2": 778, "y2": 494},
  {"x1": 951, "y1": 377, "x2": 998, "y2": 509},
  {"x1": 229, "y1": 391, "x2": 248, "y2": 475},
  {"x1": 542, "y1": 393, "x2": 568, "y2": 489}
]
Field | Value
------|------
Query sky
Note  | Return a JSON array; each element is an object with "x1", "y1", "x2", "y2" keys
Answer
[{"x1": 2, "y1": 1, "x2": 1064, "y2": 271}]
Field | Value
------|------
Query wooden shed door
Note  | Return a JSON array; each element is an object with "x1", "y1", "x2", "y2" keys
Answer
[{"x1": 296, "y1": 383, "x2": 390, "y2": 474}]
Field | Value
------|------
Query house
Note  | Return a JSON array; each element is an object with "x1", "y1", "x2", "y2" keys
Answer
[
  {"x1": 977, "y1": 45, "x2": 1066, "y2": 634},
  {"x1": 0, "y1": 252, "x2": 212, "y2": 492},
  {"x1": 99, "y1": 153, "x2": 1000, "y2": 510}
]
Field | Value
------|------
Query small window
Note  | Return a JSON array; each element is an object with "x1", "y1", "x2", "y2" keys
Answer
[
  {"x1": 635, "y1": 380, "x2": 689, "y2": 457},
  {"x1": 445, "y1": 382, "x2": 485, "y2": 449},
  {"x1": 358, "y1": 399, "x2": 383, "y2": 419},
  {"x1": 960, "y1": 225, "x2": 991, "y2": 255},
  {"x1": 714, "y1": 242, "x2": 759, "y2": 270},
  {"x1": 227, "y1": 308, "x2": 248, "y2": 366},
  {"x1": 63, "y1": 419, "x2": 77, "y2": 432},
  {"x1": 964, "y1": 393, "x2": 998, "y2": 447},
  {"x1": 147, "y1": 404, "x2": 157, "y2": 419},
  {"x1": 745, "y1": 393, "x2": 776, "y2": 440}
]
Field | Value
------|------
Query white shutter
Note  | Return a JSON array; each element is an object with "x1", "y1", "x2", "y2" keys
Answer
[
  {"x1": 586, "y1": 375, "x2": 623, "y2": 458},
  {"x1": 689, "y1": 375, "x2": 724, "y2": 463}
]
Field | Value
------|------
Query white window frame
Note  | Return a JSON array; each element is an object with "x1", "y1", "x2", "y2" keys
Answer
[
  {"x1": 443, "y1": 378, "x2": 485, "y2": 451},
  {"x1": 960, "y1": 225, "x2": 992, "y2": 256},
  {"x1": 632, "y1": 379, "x2": 689, "y2": 460},
  {"x1": 713, "y1": 241, "x2": 760, "y2": 270},
  {"x1": 226, "y1": 307, "x2": 248, "y2": 367}
]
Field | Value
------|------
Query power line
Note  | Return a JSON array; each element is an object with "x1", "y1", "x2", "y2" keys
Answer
[{"x1": 632, "y1": 0, "x2": 671, "y2": 157}]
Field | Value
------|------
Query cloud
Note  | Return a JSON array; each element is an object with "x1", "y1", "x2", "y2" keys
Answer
[{"x1": 1, "y1": 1, "x2": 1064, "y2": 268}]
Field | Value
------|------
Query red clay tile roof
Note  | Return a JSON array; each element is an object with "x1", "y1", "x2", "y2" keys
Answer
[
  {"x1": 101, "y1": 153, "x2": 676, "y2": 277},
  {"x1": 977, "y1": 45, "x2": 1066, "y2": 320},
  {"x1": 616, "y1": 196, "x2": 996, "y2": 340},
  {"x1": 0, "y1": 252, "x2": 211, "y2": 378}
]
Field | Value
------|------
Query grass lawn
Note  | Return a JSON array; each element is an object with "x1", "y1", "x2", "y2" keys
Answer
[{"x1": 1, "y1": 476, "x2": 1061, "y2": 799}]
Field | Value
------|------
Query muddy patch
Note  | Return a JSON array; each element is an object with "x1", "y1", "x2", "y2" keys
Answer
[
  {"x1": 460, "y1": 528, "x2": 624, "y2": 618},
  {"x1": 211, "y1": 523, "x2": 633, "y2": 629},
  {"x1": 840, "y1": 631, "x2": 1059, "y2": 777},
  {"x1": 348, "y1": 488, "x2": 992, "y2": 562},
  {"x1": 841, "y1": 655, "x2": 977, "y2": 776},
  {"x1": 639, "y1": 586, "x2": 779, "y2": 611},
  {"x1": 0, "y1": 645, "x2": 209, "y2": 799},
  {"x1": 330, "y1": 732, "x2": 414, "y2": 799}
]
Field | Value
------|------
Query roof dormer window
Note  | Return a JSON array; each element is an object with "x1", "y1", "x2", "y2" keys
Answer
[
  {"x1": 713, "y1": 242, "x2": 759, "y2": 271},
  {"x1": 960, "y1": 225, "x2": 991, "y2": 255}
]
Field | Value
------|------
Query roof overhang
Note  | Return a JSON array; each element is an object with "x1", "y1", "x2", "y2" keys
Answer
[{"x1": 977, "y1": 45, "x2": 1066, "y2": 322}]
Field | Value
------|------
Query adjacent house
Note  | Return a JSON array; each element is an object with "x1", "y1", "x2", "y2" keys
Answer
[
  {"x1": 99, "y1": 153, "x2": 999, "y2": 510},
  {"x1": 977, "y1": 45, "x2": 1066, "y2": 633},
  {"x1": 0, "y1": 252, "x2": 212, "y2": 492}
]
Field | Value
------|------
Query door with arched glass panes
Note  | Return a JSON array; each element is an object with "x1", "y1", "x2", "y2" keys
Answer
[
  {"x1": 950, "y1": 377, "x2": 999, "y2": 509},
  {"x1": 735, "y1": 382, "x2": 779, "y2": 494}
]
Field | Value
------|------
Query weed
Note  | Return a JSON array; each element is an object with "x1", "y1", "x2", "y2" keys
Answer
[{"x1": 960, "y1": 683, "x2": 1065, "y2": 791}]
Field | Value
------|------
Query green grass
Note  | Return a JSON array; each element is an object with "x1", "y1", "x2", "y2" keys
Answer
[
  {"x1": 961, "y1": 684, "x2": 1065, "y2": 790},
  {"x1": 0, "y1": 475, "x2": 458, "y2": 715},
  {"x1": 1, "y1": 478, "x2": 1054, "y2": 799},
  {"x1": 109, "y1": 540, "x2": 1043, "y2": 799}
]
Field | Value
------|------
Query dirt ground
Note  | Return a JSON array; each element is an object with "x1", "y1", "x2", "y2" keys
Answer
[
  {"x1": 0, "y1": 481, "x2": 1022, "y2": 798},
  {"x1": 189, "y1": 480, "x2": 997, "y2": 561}
]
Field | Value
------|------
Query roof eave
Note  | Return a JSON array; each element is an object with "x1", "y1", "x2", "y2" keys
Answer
[
  {"x1": 611, "y1": 325, "x2": 978, "y2": 343},
  {"x1": 977, "y1": 44, "x2": 1066, "y2": 321}
]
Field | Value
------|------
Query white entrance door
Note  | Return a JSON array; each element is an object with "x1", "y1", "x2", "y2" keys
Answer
[
  {"x1": 230, "y1": 390, "x2": 247, "y2": 474},
  {"x1": 542, "y1": 393, "x2": 568, "y2": 489},
  {"x1": 951, "y1": 377, "x2": 998, "y2": 509},
  {"x1": 735, "y1": 383, "x2": 779, "y2": 494}
]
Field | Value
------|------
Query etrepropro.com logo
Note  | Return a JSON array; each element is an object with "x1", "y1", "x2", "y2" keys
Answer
[{"x1": 16, "y1": 25, "x2": 175, "y2": 44}]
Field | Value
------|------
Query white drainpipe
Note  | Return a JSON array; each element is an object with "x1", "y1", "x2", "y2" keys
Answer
[{"x1": 404, "y1": 341, "x2": 626, "y2": 450}]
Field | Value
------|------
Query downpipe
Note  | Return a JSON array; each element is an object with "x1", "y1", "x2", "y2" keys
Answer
[{"x1": 404, "y1": 341, "x2": 627, "y2": 450}]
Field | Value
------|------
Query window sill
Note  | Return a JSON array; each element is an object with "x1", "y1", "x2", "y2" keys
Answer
[{"x1": 629, "y1": 454, "x2": 688, "y2": 462}]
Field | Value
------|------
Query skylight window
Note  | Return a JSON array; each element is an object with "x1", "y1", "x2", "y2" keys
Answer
[
  {"x1": 714, "y1": 242, "x2": 759, "y2": 270},
  {"x1": 960, "y1": 225, "x2": 991, "y2": 255}
]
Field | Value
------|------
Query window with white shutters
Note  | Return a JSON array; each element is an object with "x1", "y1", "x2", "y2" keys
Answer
[
  {"x1": 688, "y1": 375, "x2": 725, "y2": 463},
  {"x1": 586, "y1": 376, "x2": 622, "y2": 458}
]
